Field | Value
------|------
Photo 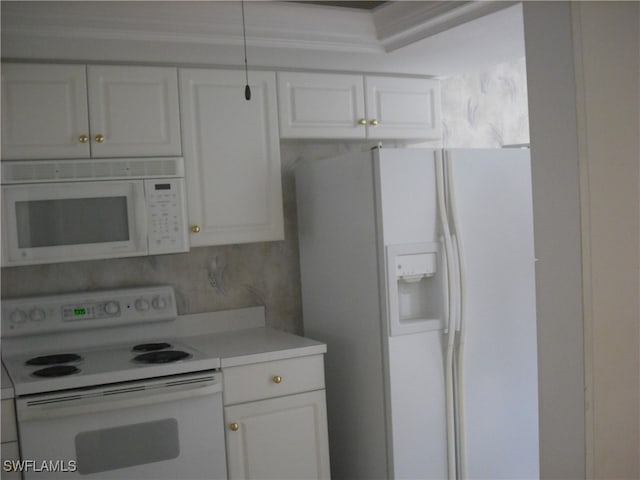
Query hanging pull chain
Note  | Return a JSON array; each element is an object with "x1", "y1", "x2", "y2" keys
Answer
[{"x1": 241, "y1": 0, "x2": 251, "y2": 101}]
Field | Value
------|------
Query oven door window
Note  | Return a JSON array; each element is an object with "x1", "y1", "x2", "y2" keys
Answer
[
  {"x1": 75, "y1": 419, "x2": 179, "y2": 475},
  {"x1": 1, "y1": 180, "x2": 148, "y2": 266},
  {"x1": 16, "y1": 196, "x2": 130, "y2": 248}
]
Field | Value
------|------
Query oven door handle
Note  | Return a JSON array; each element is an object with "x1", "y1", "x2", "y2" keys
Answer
[{"x1": 18, "y1": 381, "x2": 222, "y2": 422}]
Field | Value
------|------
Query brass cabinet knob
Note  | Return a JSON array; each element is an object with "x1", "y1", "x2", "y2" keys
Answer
[
  {"x1": 229, "y1": 422, "x2": 239, "y2": 432},
  {"x1": 357, "y1": 118, "x2": 367, "y2": 126},
  {"x1": 79, "y1": 134, "x2": 89, "y2": 144},
  {"x1": 191, "y1": 225, "x2": 201, "y2": 233},
  {"x1": 369, "y1": 119, "x2": 379, "y2": 126},
  {"x1": 95, "y1": 134, "x2": 105, "y2": 143},
  {"x1": 272, "y1": 375, "x2": 282, "y2": 384}
]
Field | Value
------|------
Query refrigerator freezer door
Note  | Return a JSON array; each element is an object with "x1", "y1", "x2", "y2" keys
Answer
[{"x1": 375, "y1": 148, "x2": 439, "y2": 245}]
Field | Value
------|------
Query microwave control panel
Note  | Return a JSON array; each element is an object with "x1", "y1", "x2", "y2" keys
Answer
[{"x1": 144, "y1": 178, "x2": 190, "y2": 255}]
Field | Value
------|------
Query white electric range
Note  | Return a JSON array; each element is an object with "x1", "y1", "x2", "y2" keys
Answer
[{"x1": 1, "y1": 285, "x2": 228, "y2": 479}]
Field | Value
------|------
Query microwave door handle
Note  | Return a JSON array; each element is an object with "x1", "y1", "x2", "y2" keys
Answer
[{"x1": 18, "y1": 382, "x2": 221, "y2": 422}]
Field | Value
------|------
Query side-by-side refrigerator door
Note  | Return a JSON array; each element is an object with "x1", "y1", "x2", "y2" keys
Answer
[
  {"x1": 373, "y1": 147, "x2": 448, "y2": 480},
  {"x1": 446, "y1": 148, "x2": 539, "y2": 479}
]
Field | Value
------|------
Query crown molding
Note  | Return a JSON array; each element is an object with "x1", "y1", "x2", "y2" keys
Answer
[
  {"x1": 1, "y1": 1, "x2": 384, "y2": 55},
  {"x1": 373, "y1": 0, "x2": 518, "y2": 52}
]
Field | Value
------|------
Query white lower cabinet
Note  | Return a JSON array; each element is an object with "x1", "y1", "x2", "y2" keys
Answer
[{"x1": 222, "y1": 356, "x2": 330, "y2": 479}]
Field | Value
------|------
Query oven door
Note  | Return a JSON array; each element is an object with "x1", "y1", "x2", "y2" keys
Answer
[
  {"x1": 15, "y1": 372, "x2": 227, "y2": 479},
  {"x1": 1, "y1": 180, "x2": 148, "y2": 266}
]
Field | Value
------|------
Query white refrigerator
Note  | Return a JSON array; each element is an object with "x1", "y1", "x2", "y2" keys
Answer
[{"x1": 295, "y1": 147, "x2": 539, "y2": 479}]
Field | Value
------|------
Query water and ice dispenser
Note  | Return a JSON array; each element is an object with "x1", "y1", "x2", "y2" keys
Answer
[{"x1": 386, "y1": 242, "x2": 444, "y2": 336}]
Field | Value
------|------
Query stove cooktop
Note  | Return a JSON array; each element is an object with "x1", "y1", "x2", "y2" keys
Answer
[{"x1": 3, "y1": 338, "x2": 220, "y2": 396}]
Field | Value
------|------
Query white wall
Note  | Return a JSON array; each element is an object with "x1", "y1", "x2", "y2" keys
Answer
[
  {"x1": 523, "y1": 3, "x2": 586, "y2": 478},
  {"x1": 572, "y1": 3, "x2": 640, "y2": 478},
  {"x1": 524, "y1": 2, "x2": 640, "y2": 478},
  {"x1": 440, "y1": 57, "x2": 529, "y2": 147}
]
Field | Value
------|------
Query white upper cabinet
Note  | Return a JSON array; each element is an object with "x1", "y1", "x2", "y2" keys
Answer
[
  {"x1": 277, "y1": 71, "x2": 441, "y2": 141},
  {"x1": 87, "y1": 65, "x2": 182, "y2": 157},
  {"x1": 1, "y1": 63, "x2": 181, "y2": 160},
  {"x1": 277, "y1": 72, "x2": 366, "y2": 139},
  {"x1": 1, "y1": 64, "x2": 90, "y2": 160},
  {"x1": 365, "y1": 75, "x2": 441, "y2": 140},
  {"x1": 179, "y1": 68, "x2": 284, "y2": 247}
]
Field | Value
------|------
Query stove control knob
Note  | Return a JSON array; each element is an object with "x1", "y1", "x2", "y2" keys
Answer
[
  {"x1": 29, "y1": 308, "x2": 46, "y2": 322},
  {"x1": 104, "y1": 301, "x2": 120, "y2": 315},
  {"x1": 135, "y1": 298, "x2": 150, "y2": 312},
  {"x1": 10, "y1": 309, "x2": 27, "y2": 324},
  {"x1": 151, "y1": 296, "x2": 167, "y2": 310}
]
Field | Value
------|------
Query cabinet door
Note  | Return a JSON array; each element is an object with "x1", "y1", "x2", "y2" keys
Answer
[
  {"x1": 179, "y1": 69, "x2": 284, "y2": 246},
  {"x1": 365, "y1": 76, "x2": 442, "y2": 140},
  {"x1": 1, "y1": 63, "x2": 90, "y2": 160},
  {"x1": 277, "y1": 72, "x2": 366, "y2": 139},
  {"x1": 87, "y1": 65, "x2": 181, "y2": 157},
  {"x1": 225, "y1": 390, "x2": 330, "y2": 480}
]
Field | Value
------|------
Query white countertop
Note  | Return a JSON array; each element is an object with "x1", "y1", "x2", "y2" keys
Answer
[
  {"x1": 182, "y1": 327, "x2": 326, "y2": 368},
  {"x1": 176, "y1": 307, "x2": 326, "y2": 367}
]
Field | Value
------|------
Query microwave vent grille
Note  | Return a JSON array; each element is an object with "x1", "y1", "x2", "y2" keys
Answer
[{"x1": 1, "y1": 158, "x2": 184, "y2": 184}]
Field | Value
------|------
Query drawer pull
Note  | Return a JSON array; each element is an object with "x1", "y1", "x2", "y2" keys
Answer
[
  {"x1": 229, "y1": 422, "x2": 239, "y2": 432},
  {"x1": 272, "y1": 375, "x2": 282, "y2": 384}
]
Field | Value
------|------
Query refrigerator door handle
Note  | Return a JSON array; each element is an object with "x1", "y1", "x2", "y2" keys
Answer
[
  {"x1": 436, "y1": 150, "x2": 458, "y2": 480},
  {"x1": 445, "y1": 152, "x2": 468, "y2": 479}
]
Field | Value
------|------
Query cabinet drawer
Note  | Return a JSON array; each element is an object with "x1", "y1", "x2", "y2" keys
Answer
[
  {"x1": 223, "y1": 355, "x2": 325, "y2": 405},
  {"x1": 1, "y1": 400, "x2": 17, "y2": 442}
]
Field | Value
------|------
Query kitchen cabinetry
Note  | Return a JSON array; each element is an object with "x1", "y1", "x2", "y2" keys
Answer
[
  {"x1": 277, "y1": 71, "x2": 441, "y2": 140},
  {"x1": 179, "y1": 68, "x2": 284, "y2": 247},
  {"x1": 223, "y1": 355, "x2": 330, "y2": 479},
  {"x1": 1, "y1": 399, "x2": 21, "y2": 479},
  {"x1": 1, "y1": 63, "x2": 181, "y2": 160}
]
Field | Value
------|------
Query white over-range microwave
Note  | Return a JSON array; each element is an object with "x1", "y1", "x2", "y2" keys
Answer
[{"x1": 1, "y1": 157, "x2": 190, "y2": 267}]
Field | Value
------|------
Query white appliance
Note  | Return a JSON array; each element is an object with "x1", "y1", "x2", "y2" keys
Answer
[
  {"x1": 295, "y1": 147, "x2": 539, "y2": 479},
  {"x1": 1, "y1": 286, "x2": 227, "y2": 479},
  {"x1": 1, "y1": 157, "x2": 189, "y2": 267}
]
